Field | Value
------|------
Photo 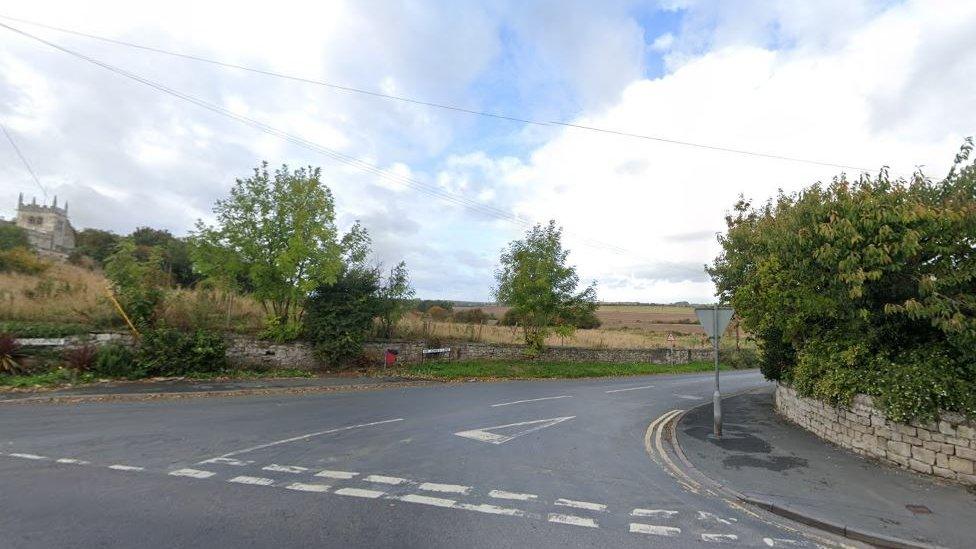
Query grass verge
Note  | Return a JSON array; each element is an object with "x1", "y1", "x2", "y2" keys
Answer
[
  {"x1": 0, "y1": 368, "x2": 315, "y2": 390},
  {"x1": 402, "y1": 360, "x2": 733, "y2": 380}
]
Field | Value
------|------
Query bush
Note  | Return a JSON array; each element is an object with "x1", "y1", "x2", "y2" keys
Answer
[
  {"x1": 136, "y1": 328, "x2": 227, "y2": 376},
  {"x1": 452, "y1": 308, "x2": 494, "y2": 324},
  {"x1": 0, "y1": 224, "x2": 29, "y2": 251},
  {"x1": 93, "y1": 344, "x2": 142, "y2": 379},
  {"x1": 425, "y1": 305, "x2": 451, "y2": 321},
  {"x1": 0, "y1": 247, "x2": 49, "y2": 275},
  {"x1": 304, "y1": 268, "x2": 381, "y2": 366},
  {"x1": 0, "y1": 333, "x2": 27, "y2": 375},
  {"x1": 62, "y1": 345, "x2": 97, "y2": 374},
  {"x1": 709, "y1": 141, "x2": 976, "y2": 421}
]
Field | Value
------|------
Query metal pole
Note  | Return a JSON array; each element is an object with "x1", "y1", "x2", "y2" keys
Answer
[{"x1": 713, "y1": 303, "x2": 722, "y2": 437}]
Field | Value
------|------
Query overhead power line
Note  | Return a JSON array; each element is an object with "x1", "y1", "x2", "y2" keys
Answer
[
  {"x1": 0, "y1": 120, "x2": 47, "y2": 199},
  {"x1": 0, "y1": 21, "x2": 632, "y2": 256},
  {"x1": 0, "y1": 13, "x2": 874, "y2": 173}
]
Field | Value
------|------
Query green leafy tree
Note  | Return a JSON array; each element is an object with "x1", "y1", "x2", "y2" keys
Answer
[
  {"x1": 708, "y1": 140, "x2": 976, "y2": 421},
  {"x1": 376, "y1": 261, "x2": 415, "y2": 338},
  {"x1": 0, "y1": 224, "x2": 29, "y2": 251},
  {"x1": 104, "y1": 239, "x2": 168, "y2": 329},
  {"x1": 304, "y1": 268, "x2": 382, "y2": 365},
  {"x1": 191, "y1": 162, "x2": 369, "y2": 337},
  {"x1": 494, "y1": 220, "x2": 597, "y2": 352},
  {"x1": 72, "y1": 228, "x2": 120, "y2": 266},
  {"x1": 129, "y1": 227, "x2": 198, "y2": 287}
]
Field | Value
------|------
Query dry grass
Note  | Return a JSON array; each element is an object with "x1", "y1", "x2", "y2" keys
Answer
[{"x1": 0, "y1": 262, "x2": 119, "y2": 327}]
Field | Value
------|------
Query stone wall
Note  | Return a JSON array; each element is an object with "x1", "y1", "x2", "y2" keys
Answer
[{"x1": 775, "y1": 384, "x2": 976, "y2": 486}]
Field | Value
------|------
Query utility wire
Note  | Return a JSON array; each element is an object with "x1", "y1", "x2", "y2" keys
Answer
[
  {"x1": 0, "y1": 13, "x2": 874, "y2": 173},
  {"x1": 0, "y1": 22, "x2": 632, "y2": 256},
  {"x1": 0, "y1": 120, "x2": 47, "y2": 199}
]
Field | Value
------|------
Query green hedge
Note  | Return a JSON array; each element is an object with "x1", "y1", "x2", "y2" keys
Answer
[{"x1": 709, "y1": 141, "x2": 976, "y2": 422}]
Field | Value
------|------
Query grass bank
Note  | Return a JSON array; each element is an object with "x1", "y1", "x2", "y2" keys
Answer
[
  {"x1": 0, "y1": 368, "x2": 314, "y2": 390},
  {"x1": 402, "y1": 360, "x2": 733, "y2": 380}
]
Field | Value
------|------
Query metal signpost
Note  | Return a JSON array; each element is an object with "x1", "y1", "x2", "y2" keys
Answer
[{"x1": 694, "y1": 305, "x2": 734, "y2": 437}]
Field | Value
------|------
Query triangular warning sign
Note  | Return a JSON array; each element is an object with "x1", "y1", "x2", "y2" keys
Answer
[{"x1": 454, "y1": 416, "x2": 575, "y2": 445}]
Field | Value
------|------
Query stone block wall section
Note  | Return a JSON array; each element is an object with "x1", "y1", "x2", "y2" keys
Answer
[{"x1": 775, "y1": 384, "x2": 976, "y2": 487}]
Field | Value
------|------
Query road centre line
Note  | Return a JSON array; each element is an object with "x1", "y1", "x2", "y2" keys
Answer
[
  {"x1": 605, "y1": 385, "x2": 655, "y2": 393},
  {"x1": 419, "y1": 482, "x2": 470, "y2": 495},
  {"x1": 56, "y1": 458, "x2": 90, "y2": 465},
  {"x1": 554, "y1": 498, "x2": 607, "y2": 512},
  {"x1": 315, "y1": 469, "x2": 358, "y2": 479},
  {"x1": 488, "y1": 489, "x2": 537, "y2": 501},
  {"x1": 490, "y1": 395, "x2": 572, "y2": 407},
  {"x1": 8, "y1": 453, "x2": 47, "y2": 460},
  {"x1": 547, "y1": 513, "x2": 598, "y2": 528},
  {"x1": 216, "y1": 418, "x2": 404, "y2": 458},
  {"x1": 630, "y1": 523, "x2": 681, "y2": 536}
]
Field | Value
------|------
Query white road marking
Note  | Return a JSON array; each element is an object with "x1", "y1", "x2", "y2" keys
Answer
[
  {"x1": 216, "y1": 418, "x2": 404, "y2": 458},
  {"x1": 396, "y1": 494, "x2": 456, "y2": 508},
  {"x1": 631, "y1": 508, "x2": 678, "y2": 518},
  {"x1": 547, "y1": 513, "x2": 598, "y2": 528},
  {"x1": 701, "y1": 533, "x2": 739, "y2": 543},
  {"x1": 488, "y1": 489, "x2": 538, "y2": 501},
  {"x1": 697, "y1": 511, "x2": 737, "y2": 525},
  {"x1": 334, "y1": 487, "x2": 385, "y2": 499},
  {"x1": 263, "y1": 464, "x2": 308, "y2": 474},
  {"x1": 455, "y1": 502, "x2": 524, "y2": 516},
  {"x1": 454, "y1": 416, "x2": 575, "y2": 445},
  {"x1": 554, "y1": 498, "x2": 607, "y2": 512},
  {"x1": 8, "y1": 453, "x2": 46, "y2": 460},
  {"x1": 764, "y1": 539, "x2": 806, "y2": 547},
  {"x1": 229, "y1": 476, "x2": 275, "y2": 486},
  {"x1": 490, "y1": 395, "x2": 572, "y2": 407},
  {"x1": 365, "y1": 475, "x2": 407, "y2": 485},
  {"x1": 419, "y1": 482, "x2": 470, "y2": 495},
  {"x1": 168, "y1": 468, "x2": 216, "y2": 479},
  {"x1": 286, "y1": 482, "x2": 331, "y2": 493},
  {"x1": 675, "y1": 394, "x2": 703, "y2": 400},
  {"x1": 630, "y1": 523, "x2": 681, "y2": 536},
  {"x1": 605, "y1": 385, "x2": 655, "y2": 393},
  {"x1": 315, "y1": 469, "x2": 359, "y2": 479},
  {"x1": 56, "y1": 458, "x2": 90, "y2": 465},
  {"x1": 108, "y1": 464, "x2": 145, "y2": 471},
  {"x1": 200, "y1": 457, "x2": 253, "y2": 466}
]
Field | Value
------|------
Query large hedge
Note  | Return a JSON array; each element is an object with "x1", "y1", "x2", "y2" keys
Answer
[{"x1": 709, "y1": 140, "x2": 976, "y2": 422}]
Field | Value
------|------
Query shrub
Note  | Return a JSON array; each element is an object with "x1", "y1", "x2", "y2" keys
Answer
[
  {"x1": 709, "y1": 141, "x2": 976, "y2": 421},
  {"x1": 304, "y1": 268, "x2": 382, "y2": 366},
  {"x1": 0, "y1": 247, "x2": 49, "y2": 275},
  {"x1": 62, "y1": 345, "x2": 98, "y2": 374},
  {"x1": 93, "y1": 344, "x2": 142, "y2": 379},
  {"x1": 452, "y1": 308, "x2": 494, "y2": 324},
  {"x1": 0, "y1": 224, "x2": 29, "y2": 251},
  {"x1": 136, "y1": 328, "x2": 227, "y2": 376},
  {"x1": 0, "y1": 333, "x2": 27, "y2": 375},
  {"x1": 425, "y1": 305, "x2": 451, "y2": 321}
]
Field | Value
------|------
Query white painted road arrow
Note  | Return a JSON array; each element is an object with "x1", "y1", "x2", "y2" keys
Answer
[{"x1": 454, "y1": 416, "x2": 575, "y2": 445}]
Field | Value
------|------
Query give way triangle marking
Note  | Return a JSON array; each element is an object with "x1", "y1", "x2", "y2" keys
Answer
[{"x1": 454, "y1": 416, "x2": 575, "y2": 445}]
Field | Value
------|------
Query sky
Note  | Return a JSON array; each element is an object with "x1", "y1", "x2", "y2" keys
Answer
[{"x1": 1, "y1": 0, "x2": 974, "y2": 302}]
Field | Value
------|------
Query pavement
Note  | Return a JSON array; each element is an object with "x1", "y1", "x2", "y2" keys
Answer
[
  {"x1": 0, "y1": 368, "x2": 849, "y2": 548},
  {"x1": 676, "y1": 387, "x2": 976, "y2": 549}
]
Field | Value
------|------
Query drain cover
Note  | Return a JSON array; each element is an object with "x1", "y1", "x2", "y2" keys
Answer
[{"x1": 906, "y1": 504, "x2": 932, "y2": 515}]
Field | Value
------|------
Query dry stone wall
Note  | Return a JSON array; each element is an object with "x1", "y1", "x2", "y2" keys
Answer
[{"x1": 775, "y1": 384, "x2": 976, "y2": 486}]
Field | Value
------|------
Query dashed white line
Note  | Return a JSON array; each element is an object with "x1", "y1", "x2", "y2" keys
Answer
[
  {"x1": 489, "y1": 489, "x2": 538, "y2": 501},
  {"x1": 285, "y1": 482, "x2": 331, "y2": 493},
  {"x1": 605, "y1": 385, "x2": 655, "y2": 393},
  {"x1": 263, "y1": 464, "x2": 308, "y2": 474},
  {"x1": 229, "y1": 476, "x2": 275, "y2": 486},
  {"x1": 701, "y1": 533, "x2": 739, "y2": 543},
  {"x1": 364, "y1": 474, "x2": 407, "y2": 485},
  {"x1": 697, "y1": 511, "x2": 737, "y2": 525},
  {"x1": 419, "y1": 482, "x2": 470, "y2": 495},
  {"x1": 168, "y1": 468, "x2": 216, "y2": 479},
  {"x1": 764, "y1": 539, "x2": 805, "y2": 547},
  {"x1": 315, "y1": 469, "x2": 359, "y2": 479},
  {"x1": 8, "y1": 453, "x2": 47, "y2": 460},
  {"x1": 547, "y1": 513, "x2": 598, "y2": 528},
  {"x1": 554, "y1": 498, "x2": 607, "y2": 512},
  {"x1": 200, "y1": 457, "x2": 253, "y2": 466},
  {"x1": 56, "y1": 458, "x2": 90, "y2": 465},
  {"x1": 108, "y1": 464, "x2": 145, "y2": 471},
  {"x1": 396, "y1": 494, "x2": 456, "y2": 508},
  {"x1": 334, "y1": 487, "x2": 385, "y2": 499},
  {"x1": 490, "y1": 395, "x2": 572, "y2": 407},
  {"x1": 630, "y1": 523, "x2": 681, "y2": 536},
  {"x1": 674, "y1": 394, "x2": 703, "y2": 400},
  {"x1": 631, "y1": 508, "x2": 678, "y2": 518},
  {"x1": 455, "y1": 502, "x2": 525, "y2": 516},
  {"x1": 216, "y1": 418, "x2": 404, "y2": 458}
]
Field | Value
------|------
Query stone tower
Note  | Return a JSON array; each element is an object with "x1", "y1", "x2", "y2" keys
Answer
[{"x1": 14, "y1": 193, "x2": 76, "y2": 259}]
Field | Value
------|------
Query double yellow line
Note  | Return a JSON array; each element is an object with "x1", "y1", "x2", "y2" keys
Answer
[{"x1": 643, "y1": 409, "x2": 702, "y2": 494}]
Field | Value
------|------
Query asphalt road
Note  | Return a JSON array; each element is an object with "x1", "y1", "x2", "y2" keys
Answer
[{"x1": 0, "y1": 370, "x2": 814, "y2": 548}]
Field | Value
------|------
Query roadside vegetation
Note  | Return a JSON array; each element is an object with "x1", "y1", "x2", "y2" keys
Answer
[
  {"x1": 710, "y1": 140, "x2": 976, "y2": 422},
  {"x1": 404, "y1": 359, "x2": 731, "y2": 380}
]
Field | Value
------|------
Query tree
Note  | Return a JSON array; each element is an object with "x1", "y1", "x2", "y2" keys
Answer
[
  {"x1": 0, "y1": 224, "x2": 29, "y2": 251},
  {"x1": 73, "y1": 228, "x2": 120, "y2": 265},
  {"x1": 376, "y1": 261, "x2": 415, "y2": 338},
  {"x1": 303, "y1": 268, "x2": 382, "y2": 365},
  {"x1": 130, "y1": 227, "x2": 198, "y2": 287},
  {"x1": 191, "y1": 163, "x2": 369, "y2": 336},
  {"x1": 494, "y1": 220, "x2": 597, "y2": 351},
  {"x1": 708, "y1": 140, "x2": 976, "y2": 422},
  {"x1": 104, "y1": 239, "x2": 168, "y2": 329}
]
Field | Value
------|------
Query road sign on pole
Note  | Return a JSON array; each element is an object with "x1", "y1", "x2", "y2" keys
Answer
[{"x1": 695, "y1": 305, "x2": 734, "y2": 438}]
